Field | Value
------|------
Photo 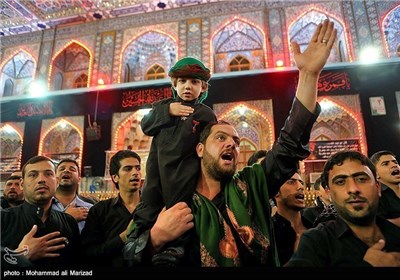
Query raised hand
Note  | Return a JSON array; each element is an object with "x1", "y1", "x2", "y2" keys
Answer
[
  {"x1": 292, "y1": 19, "x2": 337, "y2": 75},
  {"x1": 292, "y1": 19, "x2": 337, "y2": 112}
]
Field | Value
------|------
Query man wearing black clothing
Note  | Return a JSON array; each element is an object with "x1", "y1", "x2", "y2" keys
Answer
[
  {"x1": 286, "y1": 151, "x2": 400, "y2": 267},
  {"x1": 370, "y1": 150, "x2": 400, "y2": 227},
  {"x1": 1, "y1": 156, "x2": 81, "y2": 268},
  {"x1": 81, "y1": 150, "x2": 142, "y2": 266}
]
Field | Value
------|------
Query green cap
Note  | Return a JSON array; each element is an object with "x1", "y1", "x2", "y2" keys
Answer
[
  {"x1": 168, "y1": 57, "x2": 211, "y2": 81},
  {"x1": 168, "y1": 57, "x2": 211, "y2": 103}
]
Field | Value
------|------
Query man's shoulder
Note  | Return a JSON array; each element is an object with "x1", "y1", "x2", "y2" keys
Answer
[{"x1": 89, "y1": 197, "x2": 117, "y2": 211}]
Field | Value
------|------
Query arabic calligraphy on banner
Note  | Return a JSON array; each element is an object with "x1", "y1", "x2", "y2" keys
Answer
[
  {"x1": 309, "y1": 139, "x2": 360, "y2": 160},
  {"x1": 121, "y1": 87, "x2": 172, "y2": 108},
  {"x1": 17, "y1": 101, "x2": 53, "y2": 117},
  {"x1": 317, "y1": 72, "x2": 351, "y2": 93}
]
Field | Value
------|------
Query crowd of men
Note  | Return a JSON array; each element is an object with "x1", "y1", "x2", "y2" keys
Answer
[{"x1": 1, "y1": 19, "x2": 399, "y2": 270}]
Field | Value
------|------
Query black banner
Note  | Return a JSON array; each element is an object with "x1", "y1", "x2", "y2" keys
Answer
[{"x1": 310, "y1": 139, "x2": 360, "y2": 160}]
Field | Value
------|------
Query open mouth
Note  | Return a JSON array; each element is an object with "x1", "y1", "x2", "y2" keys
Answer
[
  {"x1": 129, "y1": 178, "x2": 140, "y2": 183},
  {"x1": 391, "y1": 169, "x2": 400, "y2": 176},
  {"x1": 295, "y1": 194, "x2": 305, "y2": 201},
  {"x1": 61, "y1": 175, "x2": 71, "y2": 179},
  {"x1": 221, "y1": 152, "x2": 234, "y2": 163}
]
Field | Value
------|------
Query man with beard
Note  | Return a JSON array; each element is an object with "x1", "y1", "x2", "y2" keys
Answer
[
  {"x1": 286, "y1": 151, "x2": 400, "y2": 267},
  {"x1": 81, "y1": 150, "x2": 142, "y2": 266},
  {"x1": 1, "y1": 156, "x2": 81, "y2": 267},
  {"x1": 1, "y1": 175, "x2": 24, "y2": 208},
  {"x1": 52, "y1": 159, "x2": 93, "y2": 233},
  {"x1": 370, "y1": 150, "x2": 400, "y2": 227},
  {"x1": 272, "y1": 171, "x2": 312, "y2": 265},
  {"x1": 123, "y1": 19, "x2": 337, "y2": 267}
]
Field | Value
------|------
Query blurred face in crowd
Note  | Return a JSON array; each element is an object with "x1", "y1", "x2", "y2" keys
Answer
[
  {"x1": 22, "y1": 160, "x2": 58, "y2": 206},
  {"x1": 56, "y1": 161, "x2": 80, "y2": 191},
  {"x1": 374, "y1": 154, "x2": 400, "y2": 186},
  {"x1": 197, "y1": 123, "x2": 240, "y2": 181},
  {"x1": 111, "y1": 157, "x2": 142, "y2": 193},
  {"x1": 328, "y1": 158, "x2": 380, "y2": 226},
  {"x1": 275, "y1": 173, "x2": 306, "y2": 211},
  {"x1": 4, "y1": 178, "x2": 23, "y2": 203}
]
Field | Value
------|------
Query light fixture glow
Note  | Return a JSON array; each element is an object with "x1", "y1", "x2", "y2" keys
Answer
[
  {"x1": 359, "y1": 46, "x2": 379, "y2": 63},
  {"x1": 29, "y1": 80, "x2": 47, "y2": 97}
]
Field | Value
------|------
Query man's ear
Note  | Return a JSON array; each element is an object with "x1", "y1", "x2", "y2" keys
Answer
[
  {"x1": 111, "y1": 174, "x2": 119, "y2": 184},
  {"x1": 376, "y1": 181, "x2": 382, "y2": 198},
  {"x1": 201, "y1": 82, "x2": 209, "y2": 93},
  {"x1": 196, "y1": 143, "x2": 204, "y2": 158}
]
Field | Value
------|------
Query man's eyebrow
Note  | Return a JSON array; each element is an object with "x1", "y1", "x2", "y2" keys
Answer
[{"x1": 331, "y1": 171, "x2": 370, "y2": 182}]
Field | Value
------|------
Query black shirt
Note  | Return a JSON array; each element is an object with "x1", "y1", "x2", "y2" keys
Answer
[
  {"x1": 378, "y1": 184, "x2": 400, "y2": 219},
  {"x1": 0, "y1": 197, "x2": 24, "y2": 209},
  {"x1": 272, "y1": 212, "x2": 313, "y2": 265},
  {"x1": 1, "y1": 201, "x2": 81, "y2": 267},
  {"x1": 286, "y1": 216, "x2": 400, "y2": 266},
  {"x1": 81, "y1": 195, "x2": 133, "y2": 267}
]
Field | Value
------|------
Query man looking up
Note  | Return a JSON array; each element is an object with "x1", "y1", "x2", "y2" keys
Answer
[
  {"x1": 52, "y1": 159, "x2": 93, "y2": 233},
  {"x1": 370, "y1": 150, "x2": 400, "y2": 227}
]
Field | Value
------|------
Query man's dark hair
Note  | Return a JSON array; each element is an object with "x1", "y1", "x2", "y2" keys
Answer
[
  {"x1": 199, "y1": 120, "x2": 231, "y2": 144},
  {"x1": 370, "y1": 150, "x2": 396, "y2": 166},
  {"x1": 321, "y1": 150, "x2": 377, "y2": 189},
  {"x1": 313, "y1": 176, "x2": 322, "y2": 190},
  {"x1": 272, "y1": 169, "x2": 301, "y2": 204},
  {"x1": 247, "y1": 150, "x2": 267, "y2": 166},
  {"x1": 22, "y1": 156, "x2": 55, "y2": 178},
  {"x1": 109, "y1": 150, "x2": 141, "y2": 189},
  {"x1": 57, "y1": 159, "x2": 80, "y2": 175},
  {"x1": 5, "y1": 175, "x2": 22, "y2": 182}
]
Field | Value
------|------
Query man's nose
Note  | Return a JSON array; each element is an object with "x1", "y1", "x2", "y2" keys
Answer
[{"x1": 347, "y1": 178, "x2": 361, "y2": 194}]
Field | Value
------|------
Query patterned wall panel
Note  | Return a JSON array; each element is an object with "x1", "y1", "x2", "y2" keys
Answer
[{"x1": 186, "y1": 18, "x2": 202, "y2": 59}]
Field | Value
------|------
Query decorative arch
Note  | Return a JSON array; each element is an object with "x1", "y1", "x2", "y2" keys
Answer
[
  {"x1": 118, "y1": 30, "x2": 178, "y2": 83},
  {"x1": 113, "y1": 110, "x2": 152, "y2": 151},
  {"x1": 312, "y1": 97, "x2": 367, "y2": 155},
  {"x1": 381, "y1": 4, "x2": 400, "y2": 58},
  {"x1": 38, "y1": 118, "x2": 84, "y2": 168},
  {"x1": 48, "y1": 40, "x2": 93, "y2": 90},
  {"x1": 217, "y1": 102, "x2": 274, "y2": 170},
  {"x1": 0, "y1": 124, "x2": 24, "y2": 173},
  {"x1": 288, "y1": 9, "x2": 353, "y2": 64},
  {"x1": 0, "y1": 49, "x2": 37, "y2": 97},
  {"x1": 210, "y1": 16, "x2": 268, "y2": 73}
]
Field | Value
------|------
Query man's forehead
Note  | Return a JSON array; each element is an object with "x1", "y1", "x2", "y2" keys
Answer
[
  {"x1": 330, "y1": 159, "x2": 372, "y2": 176},
  {"x1": 378, "y1": 154, "x2": 396, "y2": 163},
  {"x1": 57, "y1": 162, "x2": 77, "y2": 170},
  {"x1": 26, "y1": 161, "x2": 55, "y2": 171},
  {"x1": 6, "y1": 179, "x2": 20, "y2": 184},
  {"x1": 290, "y1": 173, "x2": 302, "y2": 180},
  {"x1": 211, "y1": 124, "x2": 239, "y2": 136},
  {"x1": 120, "y1": 157, "x2": 140, "y2": 166}
]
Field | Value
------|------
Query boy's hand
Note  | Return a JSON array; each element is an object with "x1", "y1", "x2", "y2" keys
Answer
[{"x1": 169, "y1": 102, "x2": 194, "y2": 117}]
